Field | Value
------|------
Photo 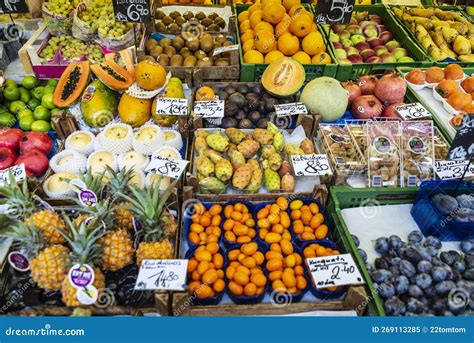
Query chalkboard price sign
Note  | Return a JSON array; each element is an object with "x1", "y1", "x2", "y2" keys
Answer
[
  {"x1": 0, "y1": 0, "x2": 29, "y2": 14},
  {"x1": 113, "y1": 0, "x2": 151, "y2": 23},
  {"x1": 314, "y1": 0, "x2": 355, "y2": 25}
]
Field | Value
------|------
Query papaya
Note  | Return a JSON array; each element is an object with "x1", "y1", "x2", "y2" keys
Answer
[
  {"x1": 81, "y1": 80, "x2": 118, "y2": 128},
  {"x1": 151, "y1": 77, "x2": 184, "y2": 127},
  {"x1": 90, "y1": 61, "x2": 134, "y2": 91},
  {"x1": 261, "y1": 57, "x2": 305, "y2": 97},
  {"x1": 135, "y1": 60, "x2": 167, "y2": 91},
  {"x1": 53, "y1": 61, "x2": 90, "y2": 108},
  {"x1": 118, "y1": 93, "x2": 152, "y2": 128},
  {"x1": 105, "y1": 49, "x2": 135, "y2": 79}
]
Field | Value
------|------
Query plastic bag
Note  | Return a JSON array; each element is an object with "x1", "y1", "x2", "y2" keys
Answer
[
  {"x1": 42, "y1": 2, "x2": 74, "y2": 35},
  {"x1": 72, "y1": 3, "x2": 96, "y2": 41}
]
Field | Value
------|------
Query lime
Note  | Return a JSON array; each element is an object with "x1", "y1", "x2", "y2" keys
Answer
[
  {"x1": 50, "y1": 108, "x2": 61, "y2": 115},
  {"x1": 47, "y1": 79, "x2": 58, "y2": 87},
  {"x1": 4, "y1": 78, "x2": 17, "y2": 88},
  {"x1": 9, "y1": 100, "x2": 27, "y2": 114},
  {"x1": 43, "y1": 85, "x2": 55, "y2": 95},
  {"x1": 18, "y1": 108, "x2": 34, "y2": 118},
  {"x1": 41, "y1": 93, "x2": 55, "y2": 110},
  {"x1": 0, "y1": 112, "x2": 16, "y2": 127},
  {"x1": 19, "y1": 88, "x2": 31, "y2": 103},
  {"x1": 19, "y1": 115, "x2": 34, "y2": 131},
  {"x1": 27, "y1": 98, "x2": 41, "y2": 111},
  {"x1": 31, "y1": 86, "x2": 45, "y2": 101},
  {"x1": 3, "y1": 87, "x2": 20, "y2": 101},
  {"x1": 33, "y1": 106, "x2": 51, "y2": 121},
  {"x1": 31, "y1": 120, "x2": 51, "y2": 132},
  {"x1": 22, "y1": 76, "x2": 39, "y2": 90},
  {"x1": 0, "y1": 104, "x2": 8, "y2": 113}
]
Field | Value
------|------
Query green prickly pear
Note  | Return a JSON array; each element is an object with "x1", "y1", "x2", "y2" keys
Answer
[
  {"x1": 225, "y1": 128, "x2": 248, "y2": 144},
  {"x1": 196, "y1": 156, "x2": 215, "y2": 177},
  {"x1": 204, "y1": 149, "x2": 223, "y2": 163},
  {"x1": 206, "y1": 131, "x2": 229, "y2": 152},
  {"x1": 264, "y1": 169, "x2": 281, "y2": 192},
  {"x1": 246, "y1": 160, "x2": 263, "y2": 193},
  {"x1": 273, "y1": 132, "x2": 284, "y2": 153},
  {"x1": 229, "y1": 150, "x2": 246, "y2": 170},
  {"x1": 262, "y1": 153, "x2": 282, "y2": 171},
  {"x1": 199, "y1": 177, "x2": 226, "y2": 194},
  {"x1": 267, "y1": 122, "x2": 279, "y2": 135},
  {"x1": 252, "y1": 128, "x2": 273, "y2": 145},
  {"x1": 232, "y1": 163, "x2": 253, "y2": 190},
  {"x1": 284, "y1": 144, "x2": 305, "y2": 156},
  {"x1": 261, "y1": 145, "x2": 276, "y2": 159},
  {"x1": 215, "y1": 159, "x2": 233, "y2": 182},
  {"x1": 195, "y1": 136, "x2": 208, "y2": 155}
]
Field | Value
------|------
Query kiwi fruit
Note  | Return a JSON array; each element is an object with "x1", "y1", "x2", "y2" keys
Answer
[
  {"x1": 200, "y1": 34, "x2": 214, "y2": 53},
  {"x1": 181, "y1": 31, "x2": 195, "y2": 41},
  {"x1": 183, "y1": 55, "x2": 197, "y2": 66},
  {"x1": 162, "y1": 15, "x2": 173, "y2": 26},
  {"x1": 175, "y1": 16, "x2": 186, "y2": 27},
  {"x1": 171, "y1": 37, "x2": 184, "y2": 50},
  {"x1": 194, "y1": 50, "x2": 207, "y2": 59},
  {"x1": 170, "y1": 11, "x2": 180, "y2": 19},
  {"x1": 156, "y1": 54, "x2": 169, "y2": 66},
  {"x1": 188, "y1": 18, "x2": 200, "y2": 26},
  {"x1": 214, "y1": 58, "x2": 230, "y2": 66},
  {"x1": 201, "y1": 18, "x2": 213, "y2": 27},
  {"x1": 214, "y1": 17, "x2": 225, "y2": 29},
  {"x1": 183, "y1": 11, "x2": 194, "y2": 20},
  {"x1": 164, "y1": 46, "x2": 176, "y2": 58},
  {"x1": 150, "y1": 45, "x2": 163, "y2": 58},
  {"x1": 170, "y1": 55, "x2": 184, "y2": 66},
  {"x1": 215, "y1": 34, "x2": 227, "y2": 44},
  {"x1": 185, "y1": 37, "x2": 200, "y2": 52},
  {"x1": 168, "y1": 23, "x2": 179, "y2": 31},
  {"x1": 195, "y1": 11, "x2": 206, "y2": 20},
  {"x1": 180, "y1": 47, "x2": 192, "y2": 58},
  {"x1": 145, "y1": 39, "x2": 157, "y2": 52},
  {"x1": 208, "y1": 12, "x2": 218, "y2": 20},
  {"x1": 155, "y1": 10, "x2": 165, "y2": 19},
  {"x1": 160, "y1": 37, "x2": 172, "y2": 47},
  {"x1": 197, "y1": 57, "x2": 213, "y2": 67},
  {"x1": 208, "y1": 24, "x2": 219, "y2": 32},
  {"x1": 155, "y1": 22, "x2": 166, "y2": 32}
]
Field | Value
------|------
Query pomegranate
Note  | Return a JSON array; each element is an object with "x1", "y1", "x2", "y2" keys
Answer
[
  {"x1": 0, "y1": 128, "x2": 23, "y2": 151},
  {"x1": 374, "y1": 74, "x2": 407, "y2": 104},
  {"x1": 15, "y1": 150, "x2": 49, "y2": 177},
  {"x1": 357, "y1": 76, "x2": 377, "y2": 95},
  {"x1": 342, "y1": 81, "x2": 362, "y2": 106},
  {"x1": 382, "y1": 102, "x2": 404, "y2": 119},
  {"x1": 351, "y1": 95, "x2": 383, "y2": 119},
  {"x1": 0, "y1": 148, "x2": 17, "y2": 170},
  {"x1": 19, "y1": 132, "x2": 53, "y2": 155}
]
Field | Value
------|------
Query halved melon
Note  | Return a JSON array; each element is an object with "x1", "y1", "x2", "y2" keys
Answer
[
  {"x1": 261, "y1": 57, "x2": 305, "y2": 97},
  {"x1": 53, "y1": 61, "x2": 90, "y2": 108},
  {"x1": 105, "y1": 49, "x2": 135, "y2": 79},
  {"x1": 90, "y1": 62, "x2": 134, "y2": 91}
]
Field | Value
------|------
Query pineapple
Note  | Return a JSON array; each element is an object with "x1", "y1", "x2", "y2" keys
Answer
[
  {"x1": 118, "y1": 176, "x2": 178, "y2": 267},
  {"x1": 99, "y1": 229, "x2": 134, "y2": 271},
  {"x1": 106, "y1": 167, "x2": 135, "y2": 232}
]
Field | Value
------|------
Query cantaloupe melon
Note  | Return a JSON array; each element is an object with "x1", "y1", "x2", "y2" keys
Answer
[{"x1": 261, "y1": 57, "x2": 305, "y2": 97}]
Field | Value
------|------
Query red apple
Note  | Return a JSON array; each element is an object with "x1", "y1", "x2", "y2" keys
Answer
[
  {"x1": 360, "y1": 49, "x2": 376, "y2": 61},
  {"x1": 0, "y1": 128, "x2": 23, "y2": 151},
  {"x1": 379, "y1": 31, "x2": 393, "y2": 44},
  {"x1": 355, "y1": 42, "x2": 371, "y2": 51},
  {"x1": 0, "y1": 147, "x2": 17, "y2": 170},
  {"x1": 366, "y1": 56, "x2": 381, "y2": 63},
  {"x1": 370, "y1": 15, "x2": 382, "y2": 24},
  {"x1": 380, "y1": 53, "x2": 397, "y2": 63},
  {"x1": 382, "y1": 102, "x2": 404, "y2": 119},
  {"x1": 348, "y1": 54, "x2": 364, "y2": 64},
  {"x1": 368, "y1": 37, "x2": 383, "y2": 48},
  {"x1": 19, "y1": 132, "x2": 53, "y2": 155},
  {"x1": 351, "y1": 95, "x2": 383, "y2": 119},
  {"x1": 15, "y1": 150, "x2": 49, "y2": 177}
]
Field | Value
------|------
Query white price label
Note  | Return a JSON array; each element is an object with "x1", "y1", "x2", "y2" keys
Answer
[
  {"x1": 154, "y1": 98, "x2": 188, "y2": 116},
  {"x1": 0, "y1": 164, "x2": 26, "y2": 186},
  {"x1": 194, "y1": 100, "x2": 225, "y2": 118},
  {"x1": 434, "y1": 160, "x2": 474, "y2": 180},
  {"x1": 274, "y1": 102, "x2": 308, "y2": 117},
  {"x1": 291, "y1": 154, "x2": 332, "y2": 176},
  {"x1": 395, "y1": 103, "x2": 431, "y2": 120},
  {"x1": 145, "y1": 156, "x2": 189, "y2": 179},
  {"x1": 135, "y1": 259, "x2": 188, "y2": 291},
  {"x1": 213, "y1": 45, "x2": 239, "y2": 56},
  {"x1": 306, "y1": 253, "x2": 364, "y2": 289}
]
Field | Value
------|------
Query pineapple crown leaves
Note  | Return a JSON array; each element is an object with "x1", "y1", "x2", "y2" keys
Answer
[
  {"x1": 104, "y1": 166, "x2": 135, "y2": 202},
  {"x1": 78, "y1": 168, "x2": 108, "y2": 197},
  {"x1": 0, "y1": 219, "x2": 46, "y2": 257},
  {"x1": 0, "y1": 172, "x2": 36, "y2": 218}
]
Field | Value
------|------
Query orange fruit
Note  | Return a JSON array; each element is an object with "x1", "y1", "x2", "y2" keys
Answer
[
  {"x1": 436, "y1": 79, "x2": 458, "y2": 98},
  {"x1": 448, "y1": 92, "x2": 472, "y2": 111},
  {"x1": 289, "y1": 11, "x2": 312, "y2": 37},
  {"x1": 292, "y1": 51, "x2": 311, "y2": 64},
  {"x1": 248, "y1": 2, "x2": 263, "y2": 14},
  {"x1": 302, "y1": 31, "x2": 325, "y2": 56},
  {"x1": 276, "y1": 196, "x2": 289, "y2": 210},
  {"x1": 239, "y1": 19, "x2": 251, "y2": 32},
  {"x1": 262, "y1": 3, "x2": 286, "y2": 24},
  {"x1": 254, "y1": 30, "x2": 275, "y2": 53},
  {"x1": 315, "y1": 224, "x2": 328, "y2": 239},
  {"x1": 244, "y1": 49, "x2": 264, "y2": 63},
  {"x1": 242, "y1": 39, "x2": 255, "y2": 53},
  {"x1": 238, "y1": 10, "x2": 250, "y2": 23},
  {"x1": 277, "y1": 32, "x2": 299, "y2": 56},
  {"x1": 224, "y1": 205, "x2": 233, "y2": 218},
  {"x1": 282, "y1": 0, "x2": 300, "y2": 11},
  {"x1": 444, "y1": 64, "x2": 464, "y2": 80},
  {"x1": 426, "y1": 66, "x2": 445, "y2": 83},
  {"x1": 275, "y1": 14, "x2": 291, "y2": 38},
  {"x1": 241, "y1": 29, "x2": 255, "y2": 43},
  {"x1": 249, "y1": 10, "x2": 263, "y2": 28},
  {"x1": 254, "y1": 21, "x2": 274, "y2": 34},
  {"x1": 461, "y1": 76, "x2": 474, "y2": 93}
]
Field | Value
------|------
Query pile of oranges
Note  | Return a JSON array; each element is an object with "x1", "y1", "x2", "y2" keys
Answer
[
  {"x1": 289, "y1": 199, "x2": 328, "y2": 241},
  {"x1": 238, "y1": 0, "x2": 331, "y2": 65},
  {"x1": 188, "y1": 204, "x2": 223, "y2": 245},
  {"x1": 223, "y1": 203, "x2": 257, "y2": 244},
  {"x1": 303, "y1": 243, "x2": 340, "y2": 292},
  {"x1": 187, "y1": 243, "x2": 226, "y2": 298},
  {"x1": 226, "y1": 242, "x2": 267, "y2": 297},
  {"x1": 265, "y1": 239, "x2": 307, "y2": 294},
  {"x1": 257, "y1": 197, "x2": 292, "y2": 244}
]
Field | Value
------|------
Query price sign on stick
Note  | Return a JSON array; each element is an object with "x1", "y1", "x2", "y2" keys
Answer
[
  {"x1": 146, "y1": 156, "x2": 189, "y2": 179},
  {"x1": 291, "y1": 154, "x2": 332, "y2": 176},
  {"x1": 194, "y1": 100, "x2": 225, "y2": 118},
  {"x1": 307, "y1": 254, "x2": 365, "y2": 288},
  {"x1": 434, "y1": 160, "x2": 474, "y2": 180},
  {"x1": 135, "y1": 259, "x2": 188, "y2": 291},
  {"x1": 0, "y1": 164, "x2": 26, "y2": 186},
  {"x1": 274, "y1": 102, "x2": 308, "y2": 117},
  {"x1": 395, "y1": 103, "x2": 431, "y2": 120},
  {"x1": 154, "y1": 98, "x2": 188, "y2": 116},
  {"x1": 113, "y1": 0, "x2": 151, "y2": 23},
  {"x1": 447, "y1": 114, "x2": 474, "y2": 161},
  {"x1": 315, "y1": 0, "x2": 355, "y2": 24},
  {"x1": 0, "y1": 0, "x2": 29, "y2": 14}
]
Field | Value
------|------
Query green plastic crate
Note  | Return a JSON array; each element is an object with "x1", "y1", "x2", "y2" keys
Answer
[
  {"x1": 317, "y1": 4, "x2": 433, "y2": 80},
  {"x1": 235, "y1": 4, "x2": 338, "y2": 82},
  {"x1": 326, "y1": 186, "x2": 420, "y2": 316}
]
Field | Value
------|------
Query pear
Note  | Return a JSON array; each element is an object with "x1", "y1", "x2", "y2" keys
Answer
[{"x1": 453, "y1": 35, "x2": 471, "y2": 55}]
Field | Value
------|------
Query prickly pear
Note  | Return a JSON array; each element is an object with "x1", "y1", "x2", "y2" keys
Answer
[
  {"x1": 232, "y1": 163, "x2": 253, "y2": 190},
  {"x1": 261, "y1": 145, "x2": 277, "y2": 159},
  {"x1": 300, "y1": 138, "x2": 315, "y2": 154},
  {"x1": 284, "y1": 144, "x2": 305, "y2": 156},
  {"x1": 194, "y1": 136, "x2": 208, "y2": 154},
  {"x1": 199, "y1": 177, "x2": 226, "y2": 194},
  {"x1": 273, "y1": 132, "x2": 284, "y2": 152},
  {"x1": 237, "y1": 139, "x2": 260, "y2": 158},
  {"x1": 229, "y1": 150, "x2": 246, "y2": 170},
  {"x1": 264, "y1": 169, "x2": 281, "y2": 192},
  {"x1": 262, "y1": 153, "x2": 282, "y2": 171},
  {"x1": 204, "y1": 149, "x2": 223, "y2": 163},
  {"x1": 252, "y1": 128, "x2": 273, "y2": 145},
  {"x1": 225, "y1": 128, "x2": 248, "y2": 144},
  {"x1": 196, "y1": 130, "x2": 210, "y2": 139},
  {"x1": 215, "y1": 159, "x2": 233, "y2": 182},
  {"x1": 281, "y1": 173, "x2": 295, "y2": 192},
  {"x1": 227, "y1": 143, "x2": 238, "y2": 155},
  {"x1": 267, "y1": 122, "x2": 279, "y2": 135},
  {"x1": 206, "y1": 131, "x2": 229, "y2": 152},
  {"x1": 246, "y1": 160, "x2": 263, "y2": 193},
  {"x1": 196, "y1": 156, "x2": 215, "y2": 177},
  {"x1": 278, "y1": 161, "x2": 294, "y2": 178}
]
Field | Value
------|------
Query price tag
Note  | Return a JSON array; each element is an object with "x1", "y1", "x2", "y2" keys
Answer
[
  {"x1": 213, "y1": 44, "x2": 239, "y2": 56},
  {"x1": 395, "y1": 103, "x2": 431, "y2": 120},
  {"x1": 291, "y1": 154, "x2": 332, "y2": 176},
  {"x1": 434, "y1": 160, "x2": 474, "y2": 180},
  {"x1": 0, "y1": 164, "x2": 26, "y2": 186},
  {"x1": 113, "y1": 0, "x2": 151, "y2": 23},
  {"x1": 274, "y1": 102, "x2": 308, "y2": 117},
  {"x1": 194, "y1": 100, "x2": 225, "y2": 118},
  {"x1": 145, "y1": 156, "x2": 189, "y2": 179},
  {"x1": 0, "y1": 0, "x2": 29, "y2": 14},
  {"x1": 306, "y1": 253, "x2": 364, "y2": 289},
  {"x1": 447, "y1": 114, "x2": 474, "y2": 161},
  {"x1": 315, "y1": 0, "x2": 355, "y2": 24},
  {"x1": 135, "y1": 259, "x2": 188, "y2": 291},
  {"x1": 154, "y1": 97, "x2": 188, "y2": 116}
]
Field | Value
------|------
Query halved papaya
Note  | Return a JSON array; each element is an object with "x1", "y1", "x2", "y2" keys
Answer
[
  {"x1": 90, "y1": 62, "x2": 134, "y2": 91},
  {"x1": 53, "y1": 61, "x2": 90, "y2": 108},
  {"x1": 105, "y1": 49, "x2": 135, "y2": 79},
  {"x1": 261, "y1": 57, "x2": 305, "y2": 97}
]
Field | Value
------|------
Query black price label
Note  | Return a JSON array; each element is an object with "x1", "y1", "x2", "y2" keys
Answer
[
  {"x1": 315, "y1": 0, "x2": 355, "y2": 25},
  {"x1": 447, "y1": 114, "x2": 474, "y2": 161},
  {"x1": 113, "y1": 0, "x2": 151, "y2": 23},
  {"x1": 0, "y1": 0, "x2": 29, "y2": 14}
]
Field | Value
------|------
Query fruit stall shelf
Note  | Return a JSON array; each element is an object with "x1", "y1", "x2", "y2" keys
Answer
[
  {"x1": 170, "y1": 185, "x2": 370, "y2": 316},
  {"x1": 234, "y1": 4, "x2": 338, "y2": 82},
  {"x1": 318, "y1": 4, "x2": 433, "y2": 81},
  {"x1": 387, "y1": 5, "x2": 474, "y2": 68},
  {"x1": 326, "y1": 186, "x2": 420, "y2": 316}
]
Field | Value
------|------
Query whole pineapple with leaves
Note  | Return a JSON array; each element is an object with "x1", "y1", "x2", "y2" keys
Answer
[
  {"x1": 118, "y1": 176, "x2": 178, "y2": 267},
  {"x1": 0, "y1": 174, "x2": 67, "y2": 244},
  {"x1": 107, "y1": 167, "x2": 135, "y2": 232}
]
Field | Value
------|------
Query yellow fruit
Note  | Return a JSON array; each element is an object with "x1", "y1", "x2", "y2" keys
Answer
[
  {"x1": 240, "y1": 19, "x2": 251, "y2": 32},
  {"x1": 290, "y1": 200, "x2": 303, "y2": 210},
  {"x1": 249, "y1": 10, "x2": 263, "y2": 28},
  {"x1": 277, "y1": 32, "x2": 299, "y2": 56},
  {"x1": 302, "y1": 31, "x2": 325, "y2": 56},
  {"x1": 195, "y1": 86, "x2": 215, "y2": 101},
  {"x1": 238, "y1": 11, "x2": 250, "y2": 23},
  {"x1": 243, "y1": 39, "x2": 255, "y2": 53},
  {"x1": 275, "y1": 14, "x2": 291, "y2": 38},
  {"x1": 254, "y1": 30, "x2": 275, "y2": 53},
  {"x1": 254, "y1": 21, "x2": 274, "y2": 34},
  {"x1": 248, "y1": 3, "x2": 263, "y2": 14},
  {"x1": 241, "y1": 29, "x2": 255, "y2": 43},
  {"x1": 289, "y1": 11, "x2": 312, "y2": 37},
  {"x1": 265, "y1": 50, "x2": 284, "y2": 63},
  {"x1": 244, "y1": 50, "x2": 264, "y2": 63},
  {"x1": 262, "y1": 3, "x2": 286, "y2": 25},
  {"x1": 292, "y1": 51, "x2": 311, "y2": 64},
  {"x1": 282, "y1": 0, "x2": 300, "y2": 11},
  {"x1": 312, "y1": 52, "x2": 331, "y2": 64}
]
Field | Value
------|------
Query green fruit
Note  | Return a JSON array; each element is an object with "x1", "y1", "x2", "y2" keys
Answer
[
  {"x1": 47, "y1": 79, "x2": 59, "y2": 87},
  {"x1": 43, "y1": 85, "x2": 56, "y2": 95},
  {"x1": 9, "y1": 100, "x2": 27, "y2": 114},
  {"x1": 3, "y1": 87, "x2": 21, "y2": 101},
  {"x1": 41, "y1": 93, "x2": 55, "y2": 109},
  {"x1": 31, "y1": 86, "x2": 45, "y2": 100},
  {"x1": 19, "y1": 115, "x2": 35, "y2": 130},
  {"x1": 18, "y1": 108, "x2": 34, "y2": 118},
  {"x1": 50, "y1": 108, "x2": 61, "y2": 115},
  {"x1": 4, "y1": 78, "x2": 17, "y2": 88},
  {"x1": 31, "y1": 120, "x2": 51, "y2": 132},
  {"x1": 33, "y1": 106, "x2": 51, "y2": 121},
  {"x1": 0, "y1": 104, "x2": 8, "y2": 113},
  {"x1": 0, "y1": 112, "x2": 16, "y2": 127},
  {"x1": 22, "y1": 76, "x2": 39, "y2": 90},
  {"x1": 19, "y1": 88, "x2": 31, "y2": 103},
  {"x1": 81, "y1": 80, "x2": 118, "y2": 128},
  {"x1": 27, "y1": 98, "x2": 41, "y2": 110}
]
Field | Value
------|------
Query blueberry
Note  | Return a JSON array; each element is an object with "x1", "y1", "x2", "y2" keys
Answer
[
  {"x1": 435, "y1": 280, "x2": 456, "y2": 295},
  {"x1": 387, "y1": 248, "x2": 399, "y2": 258},
  {"x1": 417, "y1": 260, "x2": 433, "y2": 273},
  {"x1": 378, "y1": 282, "x2": 395, "y2": 299},
  {"x1": 431, "y1": 194, "x2": 458, "y2": 215},
  {"x1": 448, "y1": 250, "x2": 461, "y2": 263},
  {"x1": 425, "y1": 245, "x2": 439, "y2": 257},
  {"x1": 408, "y1": 230, "x2": 423, "y2": 244},
  {"x1": 456, "y1": 194, "x2": 474, "y2": 210},
  {"x1": 432, "y1": 257, "x2": 444, "y2": 266},
  {"x1": 465, "y1": 254, "x2": 474, "y2": 268},
  {"x1": 463, "y1": 268, "x2": 474, "y2": 281},
  {"x1": 418, "y1": 248, "x2": 432, "y2": 262},
  {"x1": 424, "y1": 285, "x2": 437, "y2": 299},
  {"x1": 390, "y1": 257, "x2": 401, "y2": 266},
  {"x1": 375, "y1": 237, "x2": 389, "y2": 254},
  {"x1": 424, "y1": 236, "x2": 442, "y2": 249},
  {"x1": 431, "y1": 266, "x2": 448, "y2": 282},
  {"x1": 371, "y1": 269, "x2": 393, "y2": 283},
  {"x1": 374, "y1": 258, "x2": 389, "y2": 270},
  {"x1": 408, "y1": 284, "x2": 424, "y2": 298},
  {"x1": 384, "y1": 296, "x2": 406, "y2": 316},
  {"x1": 390, "y1": 266, "x2": 400, "y2": 277},
  {"x1": 453, "y1": 208, "x2": 474, "y2": 222},
  {"x1": 415, "y1": 273, "x2": 432, "y2": 289},
  {"x1": 440, "y1": 251, "x2": 455, "y2": 266},
  {"x1": 444, "y1": 266, "x2": 454, "y2": 280},
  {"x1": 389, "y1": 235, "x2": 404, "y2": 251},
  {"x1": 405, "y1": 247, "x2": 422, "y2": 264},
  {"x1": 394, "y1": 275, "x2": 409, "y2": 295},
  {"x1": 365, "y1": 263, "x2": 374, "y2": 273},
  {"x1": 400, "y1": 260, "x2": 416, "y2": 277},
  {"x1": 456, "y1": 280, "x2": 473, "y2": 293},
  {"x1": 453, "y1": 260, "x2": 466, "y2": 273},
  {"x1": 406, "y1": 297, "x2": 425, "y2": 314},
  {"x1": 452, "y1": 269, "x2": 462, "y2": 282},
  {"x1": 358, "y1": 249, "x2": 367, "y2": 262},
  {"x1": 351, "y1": 235, "x2": 360, "y2": 247},
  {"x1": 461, "y1": 240, "x2": 474, "y2": 255}
]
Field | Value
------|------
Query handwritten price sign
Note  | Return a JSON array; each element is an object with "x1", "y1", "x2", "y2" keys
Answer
[
  {"x1": 135, "y1": 259, "x2": 188, "y2": 291},
  {"x1": 395, "y1": 103, "x2": 431, "y2": 120},
  {"x1": 113, "y1": 0, "x2": 151, "y2": 23},
  {"x1": 307, "y1": 254, "x2": 364, "y2": 288},
  {"x1": 434, "y1": 160, "x2": 474, "y2": 180},
  {"x1": 154, "y1": 98, "x2": 188, "y2": 116},
  {"x1": 0, "y1": 0, "x2": 29, "y2": 14},
  {"x1": 291, "y1": 154, "x2": 332, "y2": 176},
  {"x1": 145, "y1": 156, "x2": 189, "y2": 179},
  {"x1": 194, "y1": 100, "x2": 225, "y2": 118},
  {"x1": 0, "y1": 164, "x2": 26, "y2": 186},
  {"x1": 274, "y1": 102, "x2": 308, "y2": 117},
  {"x1": 315, "y1": 0, "x2": 355, "y2": 24}
]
